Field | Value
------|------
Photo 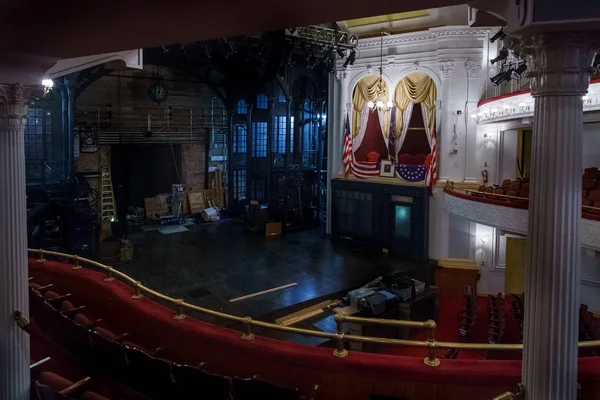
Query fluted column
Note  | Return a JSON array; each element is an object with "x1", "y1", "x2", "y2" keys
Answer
[
  {"x1": 0, "y1": 83, "x2": 42, "y2": 400},
  {"x1": 520, "y1": 33, "x2": 599, "y2": 400},
  {"x1": 436, "y1": 61, "x2": 454, "y2": 182}
]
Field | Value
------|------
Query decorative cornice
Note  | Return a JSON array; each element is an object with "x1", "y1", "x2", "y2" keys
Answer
[
  {"x1": 465, "y1": 61, "x2": 482, "y2": 79},
  {"x1": 356, "y1": 27, "x2": 490, "y2": 49},
  {"x1": 437, "y1": 61, "x2": 455, "y2": 79}
]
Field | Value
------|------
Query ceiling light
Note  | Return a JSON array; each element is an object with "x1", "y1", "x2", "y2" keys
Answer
[
  {"x1": 386, "y1": 101, "x2": 394, "y2": 108},
  {"x1": 490, "y1": 29, "x2": 506, "y2": 43},
  {"x1": 42, "y1": 79, "x2": 53, "y2": 88},
  {"x1": 490, "y1": 48, "x2": 509, "y2": 65},
  {"x1": 367, "y1": 101, "x2": 375, "y2": 109},
  {"x1": 376, "y1": 100, "x2": 384, "y2": 108}
]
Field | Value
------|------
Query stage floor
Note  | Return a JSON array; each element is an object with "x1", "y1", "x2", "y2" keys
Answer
[{"x1": 120, "y1": 219, "x2": 427, "y2": 334}]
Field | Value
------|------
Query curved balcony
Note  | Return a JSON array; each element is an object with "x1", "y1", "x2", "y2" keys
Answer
[
  {"x1": 443, "y1": 185, "x2": 600, "y2": 251},
  {"x1": 25, "y1": 249, "x2": 600, "y2": 399}
]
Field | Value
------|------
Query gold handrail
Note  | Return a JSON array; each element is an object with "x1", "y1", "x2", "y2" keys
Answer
[{"x1": 27, "y1": 248, "x2": 600, "y2": 367}]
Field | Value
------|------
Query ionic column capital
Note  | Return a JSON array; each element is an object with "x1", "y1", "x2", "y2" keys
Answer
[
  {"x1": 0, "y1": 84, "x2": 43, "y2": 130},
  {"x1": 335, "y1": 70, "x2": 349, "y2": 81},
  {"x1": 465, "y1": 61, "x2": 482, "y2": 79},
  {"x1": 516, "y1": 32, "x2": 600, "y2": 96},
  {"x1": 437, "y1": 61, "x2": 455, "y2": 79}
]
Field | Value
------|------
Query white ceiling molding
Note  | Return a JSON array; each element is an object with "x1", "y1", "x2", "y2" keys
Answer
[{"x1": 45, "y1": 49, "x2": 143, "y2": 80}]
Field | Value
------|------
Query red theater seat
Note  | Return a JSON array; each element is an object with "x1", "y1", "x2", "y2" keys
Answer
[
  {"x1": 398, "y1": 154, "x2": 410, "y2": 164},
  {"x1": 584, "y1": 167, "x2": 600, "y2": 179},
  {"x1": 583, "y1": 178, "x2": 597, "y2": 190}
]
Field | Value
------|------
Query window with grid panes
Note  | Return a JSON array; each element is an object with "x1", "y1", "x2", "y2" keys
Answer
[
  {"x1": 252, "y1": 121, "x2": 267, "y2": 158},
  {"x1": 233, "y1": 124, "x2": 247, "y2": 154},
  {"x1": 334, "y1": 189, "x2": 373, "y2": 237},
  {"x1": 273, "y1": 116, "x2": 287, "y2": 153},
  {"x1": 236, "y1": 99, "x2": 247, "y2": 114},
  {"x1": 25, "y1": 108, "x2": 52, "y2": 160},
  {"x1": 290, "y1": 117, "x2": 295, "y2": 153},
  {"x1": 256, "y1": 94, "x2": 268, "y2": 109},
  {"x1": 233, "y1": 169, "x2": 246, "y2": 200},
  {"x1": 251, "y1": 177, "x2": 266, "y2": 202}
]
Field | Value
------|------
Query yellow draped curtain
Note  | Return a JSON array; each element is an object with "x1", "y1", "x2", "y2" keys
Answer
[
  {"x1": 393, "y1": 72, "x2": 437, "y2": 133},
  {"x1": 352, "y1": 75, "x2": 390, "y2": 138}
]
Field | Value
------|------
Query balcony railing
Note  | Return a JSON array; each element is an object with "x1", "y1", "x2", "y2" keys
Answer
[{"x1": 27, "y1": 248, "x2": 600, "y2": 367}]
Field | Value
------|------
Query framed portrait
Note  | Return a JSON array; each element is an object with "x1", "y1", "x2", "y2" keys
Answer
[{"x1": 379, "y1": 160, "x2": 395, "y2": 178}]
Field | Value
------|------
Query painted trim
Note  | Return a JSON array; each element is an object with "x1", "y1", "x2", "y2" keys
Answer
[
  {"x1": 437, "y1": 258, "x2": 479, "y2": 270},
  {"x1": 581, "y1": 277, "x2": 600, "y2": 288}
]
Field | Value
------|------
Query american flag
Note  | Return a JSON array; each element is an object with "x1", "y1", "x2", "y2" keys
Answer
[
  {"x1": 342, "y1": 113, "x2": 353, "y2": 177},
  {"x1": 425, "y1": 127, "x2": 438, "y2": 194},
  {"x1": 342, "y1": 112, "x2": 380, "y2": 179},
  {"x1": 388, "y1": 107, "x2": 396, "y2": 162}
]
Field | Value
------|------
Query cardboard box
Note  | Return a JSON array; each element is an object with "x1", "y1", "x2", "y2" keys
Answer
[{"x1": 265, "y1": 221, "x2": 282, "y2": 238}]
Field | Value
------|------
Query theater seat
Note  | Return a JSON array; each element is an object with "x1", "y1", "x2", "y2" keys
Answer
[
  {"x1": 509, "y1": 181, "x2": 521, "y2": 190},
  {"x1": 584, "y1": 167, "x2": 600, "y2": 179},
  {"x1": 501, "y1": 179, "x2": 511, "y2": 189},
  {"x1": 583, "y1": 178, "x2": 597, "y2": 190},
  {"x1": 398, "y1": 154, "x2": 411, "y2": 165}
]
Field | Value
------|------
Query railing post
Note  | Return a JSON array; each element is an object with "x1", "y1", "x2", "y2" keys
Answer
[
  {"x1": 37, "y1": 249, "x2": 45, "y2": 263},
  {"x1": 72, "y1": 255, "x2": 81, "y2": 270},
  {"x1": 132, "y1": 281, "x2": 143, "y2": 300},
  {"x1": 173, "y1": 299, "x2": 186, "y2": 320},
  {"x1": 241, "y1": 317, "x2": 255, "y2": 340},
  {"x1": 104, "y1": 266, "x2": 114, "y2": 281},
  {"x1": 423, "y1": 319, "x2": 440, "y2": 367},
  {"x1": 333, "y1": 314, "x2": 348, "y2": 358}
]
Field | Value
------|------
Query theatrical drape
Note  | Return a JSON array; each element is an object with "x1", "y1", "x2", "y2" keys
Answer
[
  {"x1": 352, "y1": 76, "x2": 391, "y2": 151},
  {"x1": 393, "y1": 72, "x2": 437, "y2": 159}
]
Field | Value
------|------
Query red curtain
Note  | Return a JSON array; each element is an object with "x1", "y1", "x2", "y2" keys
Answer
[
  {"x1": 398, "y1": 105, "x2": 431, "y2": 156},
  {"x1": 354, "y1": 111, "x2": 389, "y2": 162}
]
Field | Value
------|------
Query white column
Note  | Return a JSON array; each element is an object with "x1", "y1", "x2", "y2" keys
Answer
[
  {"x1": 0, "y1": 83, "x2": 41, "y2": 400},
  {"x1": 520, "y1": 33, "x2": 599, "y2": 400},
  {"x1": 436, "y1": 61, "x2": 454, "y2": 182},
  {"x1": 464, "y1": 61, "x2": 482, "y2": 183}
]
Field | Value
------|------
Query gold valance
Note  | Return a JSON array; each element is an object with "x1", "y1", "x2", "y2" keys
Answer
[
  {"x1": 352, "y1": 75, "x2": 390, "y2": 138},
  {"x1": 394, "y1": 72, "x2": 437, "y2": 133}
]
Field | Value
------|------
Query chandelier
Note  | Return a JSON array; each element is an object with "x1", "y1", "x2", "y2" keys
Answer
[{"x1": 368, "y1": 29, "x2": 393, "y2": 111}]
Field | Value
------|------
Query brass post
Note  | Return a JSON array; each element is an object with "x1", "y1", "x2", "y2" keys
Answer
[
  {"x1": 132, "y1": 281, "x2": 143, "y2": 300},
  {"x1": 37, "y1": 249, "x2": 45, "y2": 263},
  {"x1": 104, "y1": 266, "x2": 114, "y2": 281},
  {"x1": 241, "y1": 317, "x2": 255, "y2": 340},
  {"x1": 72, "y1": 255, "x2": 81, "y2": 270},
  {"x1": 333, "y1": 314, "x2": 348, "y2": 358},
  {"x1": 423, "y1": 319, "x2": 440, "y2": 367},
  {"x1": 173, "y1": 299, "x2": 187, "y2": 320}
]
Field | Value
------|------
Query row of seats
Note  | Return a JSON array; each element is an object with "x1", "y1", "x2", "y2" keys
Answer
[
  {"x1": 510, "y1": 294, "x2": 524, "y2": 342},
  {"x1": 446, "y1": 294, "x2": 477, "y2": 360},
  {"x1": 486, "y1": 294, "x2": 506, "y2": 359},
  {"x1": 29, "y1": 279, "x2": 317, "y2": 400},
  {"x1": 474, "y1": 178, "x2": 530, "y2": 204}
]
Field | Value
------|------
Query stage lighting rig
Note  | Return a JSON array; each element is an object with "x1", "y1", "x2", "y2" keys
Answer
[
  {"x1": 490, "y1": 29, "x2": 506, "y2": 43},
  {"x1": 490, "y1": 48, "x2": 509, "y2": 65}
]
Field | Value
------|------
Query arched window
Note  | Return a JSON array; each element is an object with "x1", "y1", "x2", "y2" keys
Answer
[
  {"x1": 278, "y1": 93, "x2": 286, "y2": 103},
  {"x1": 256, "y1": 94, "x2": 268, "y2": 109},
  {"x1": 236, "y1": 99, "x2": 247, "y2": 114}
]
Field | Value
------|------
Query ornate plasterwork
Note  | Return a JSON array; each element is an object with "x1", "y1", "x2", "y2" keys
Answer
[
  {"x1": 0, "y1": 84, "x2": 43, "y2": 130},
  {"x1": 356, "y1": 28, "x2": 490, "y2": 49},
  {"x1": 335, "y1": 70, "x2": 349, "y2": 81},
  {"x1": 511, "y1": 32, "x2": 600, "y2": 96},
  {"x1": 443, "y1": 192, "x2": 600, "y2": 251},
  {"x1": 443, "y1": 192, "x2": 528, "y2": 234},
  {"x1": 437, "y1": 61, "x2": 455, "y2": 79},
  {"x1": 465, "y1": 61, "x2": 482, "y2": 79}
]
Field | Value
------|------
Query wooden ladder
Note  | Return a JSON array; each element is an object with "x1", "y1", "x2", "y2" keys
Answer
[{"x1": 100, "y1": 166, "x2": 117, "y2": 221}]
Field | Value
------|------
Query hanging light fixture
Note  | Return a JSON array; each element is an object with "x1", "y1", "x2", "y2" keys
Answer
[{"x1": 368, "y1": 29, "x2": 393, "y2": 111}]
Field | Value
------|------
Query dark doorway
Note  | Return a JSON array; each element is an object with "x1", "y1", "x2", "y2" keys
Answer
[
  {"x1": 389, "y1": 198, "x2": 414, "y2": 259},
  {"x1": 114, "y1": 144, "x2": 181, "y2": 213}
]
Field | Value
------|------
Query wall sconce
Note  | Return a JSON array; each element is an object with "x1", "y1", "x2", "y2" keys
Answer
[{"x1": 480, "y1": 237, "x2": 488, "y2": 266}]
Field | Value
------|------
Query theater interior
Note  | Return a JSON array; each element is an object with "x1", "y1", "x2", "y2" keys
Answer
[{"x1": 2, "y1": 1, "x2": 600, "y2": 400}]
